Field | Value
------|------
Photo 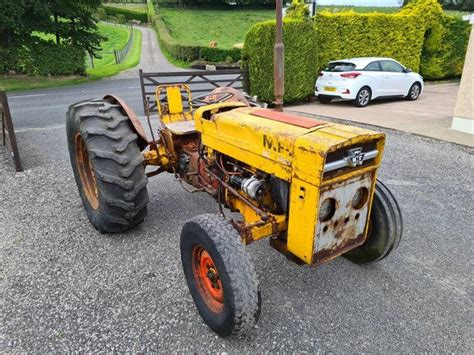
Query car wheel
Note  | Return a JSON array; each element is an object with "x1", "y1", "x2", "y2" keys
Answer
[
  {"x1": 406, "y1": 83, "x2": 421, "y2": 101},
  {"x1": 354, "y1": 86, "x2": 371, "y2": 107}
]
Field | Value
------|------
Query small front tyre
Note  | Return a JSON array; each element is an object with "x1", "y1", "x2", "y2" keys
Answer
[
  {"x1": 344, "y1": 180, "x2": 402, "y2": 264},
  {"x1": 180, "y1": 214, "x2": 261, "y2": 337}
]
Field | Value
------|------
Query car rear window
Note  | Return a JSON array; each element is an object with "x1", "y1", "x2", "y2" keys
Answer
[{"x1": 324, "y1": 62, "x2": 356, "y2": 72}]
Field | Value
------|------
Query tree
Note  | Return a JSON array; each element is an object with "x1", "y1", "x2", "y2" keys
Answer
[{"x1": 0, "y1": 0, "x2": 104, "y2": 56}]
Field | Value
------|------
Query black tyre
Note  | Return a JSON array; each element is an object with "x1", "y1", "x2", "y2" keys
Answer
[
  {"x1": 318, "y1": 96, "x2": 332, "y2": 104},
  {"x1": 406, "y1": 82, "x2": 421, "y2": 100},
  {"x1": 66, "y1": 99, "x2": 149, "y2": 233},
  {"x1": 180, "y1": 214, "x2": 261, "y2": 337},
  {"x1": 344, "y1": 180, "x2": 402, "y2": 264},
  {"x1": 354, "y1": 86, "x2": 371, "y2": 107}
]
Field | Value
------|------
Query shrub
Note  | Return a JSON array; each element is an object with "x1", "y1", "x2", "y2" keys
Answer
[
  {"x1": 243, "y1": 20, "x2": 318, "y2": 103},
  {"x1": 147, "y1": 0, "x2": 156, "y2": 23},
  {"x1": 285, "y1": 0, "x2": 310, "y2": 20},
  {"x1": 200, "y1": 47, "x2": 241, "y2": 63},
  {"x1": 96, "y1": 8, "x2": 107, "y2": 21},
  {"x1": 420, "y1": 14, "x2": 471, "y2": 79},
  {"x1": 315, "y1": 12, "x2": 425, "y2": 73},
  {"x1": 102, "y1": 5, "x2": 148, "y2": 23},
  {"x1": 116, "y1": 14, "x2": 126, "y2": 24},
  {"x1": 0, "y1": 39, "x2": 85, "y2": 76}
]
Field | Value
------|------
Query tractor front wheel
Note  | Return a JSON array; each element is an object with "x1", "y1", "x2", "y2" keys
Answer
[
  {"x1": 66, "y1": 99, "x2": 149, "y2": 233},
  {"x1": 180, "y1": 214, "x2": 261, "y2": 337},
  {"x1": 344, "y1": 180, "x2": 402, "y2": 264}
]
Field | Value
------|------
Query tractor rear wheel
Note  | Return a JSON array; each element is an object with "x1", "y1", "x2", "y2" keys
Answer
[
  {"x1": 66, "y1": 99, "x2": 149, "y2": 233},
  {"x1": 344, "y1": 180, "x2": 402, "y2": 263},
  {"x1": 180, "y1": 214, "x2": 261, "y2": 337}
]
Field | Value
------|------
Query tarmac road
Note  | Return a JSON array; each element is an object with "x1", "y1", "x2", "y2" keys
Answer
[{"x1": 1, "y1": 78, "x2": 473, "y2": 351}]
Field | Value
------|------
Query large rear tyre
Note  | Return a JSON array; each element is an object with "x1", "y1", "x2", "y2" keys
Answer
[
  {"x1": 66, "y1": 99, "x2": 149, "y2": 233},
  {"x1": 180, "y1": 214, "x2": 261, "y2": 337},
  {"x1": 344, "y1": 180, "x2": 402, "y2": 264}
]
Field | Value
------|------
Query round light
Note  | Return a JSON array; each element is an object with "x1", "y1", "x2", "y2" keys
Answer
[
  {"x1": 319, "y1": 198, "x2": 336, "y2": 222},
  {"x1": 352, "y1": 187, "x2": 369, "y2": 209}
]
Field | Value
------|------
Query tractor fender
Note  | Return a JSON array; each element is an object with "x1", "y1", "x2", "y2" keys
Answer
[{"x1": 103, "y1": 94, "x2": 149, "y2": 151}]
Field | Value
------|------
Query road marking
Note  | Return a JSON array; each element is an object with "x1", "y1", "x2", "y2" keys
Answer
[
  {"x1": 127, "y1": 86, "x2": 141, "y2": 89},
  {"x1": 9, "y1": 93, "x2": 47, "y2": 99},
  {"x1": 15, "y1": 124, "x2": 65, "y2": 133}
]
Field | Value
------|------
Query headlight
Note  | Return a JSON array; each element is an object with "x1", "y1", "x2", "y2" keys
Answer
[
  {"x1": 319, "y1": 198, "x2": 336, "y2": 222},
  {"x1": 352, "y1": 187, "x2": 369, "y2": 209}
]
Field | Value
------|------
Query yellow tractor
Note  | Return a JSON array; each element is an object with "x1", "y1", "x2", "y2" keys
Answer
[{"x1": 66, "y1": 84, "x2": 402, "y2": 337}]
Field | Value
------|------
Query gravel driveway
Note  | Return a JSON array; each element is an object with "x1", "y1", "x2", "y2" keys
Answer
[{"x1": 1, "y1": 115, "x2": 473, "y2": 352}]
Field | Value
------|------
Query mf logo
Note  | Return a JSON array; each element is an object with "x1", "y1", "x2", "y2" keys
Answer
[{"x1": 345, "y1": 147, "x2": 365, "y2": 167}]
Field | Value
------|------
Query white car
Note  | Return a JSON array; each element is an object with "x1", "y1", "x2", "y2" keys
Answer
[{"x1": 315, "y1": 57, "x2": 424, "y2": 107}]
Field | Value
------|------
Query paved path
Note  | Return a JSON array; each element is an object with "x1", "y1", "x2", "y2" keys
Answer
[
  {"x1": 114, "y1": 26, "x2": 180, "y2": 79},
  {"x1": 291, "y1": 83, "x2": 473, "y2": 147}
]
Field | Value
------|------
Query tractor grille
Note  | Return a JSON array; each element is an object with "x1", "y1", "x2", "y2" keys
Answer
[{"x1": 323, "y1": 141, "x2": 378, "y2": 180}]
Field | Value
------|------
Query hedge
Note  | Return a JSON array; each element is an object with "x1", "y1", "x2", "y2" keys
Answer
[
  {"x1": 420, "y1": 15, "x2": 471, "y2": 80},
  {"x1": 0, "y1": 39, "x2": 85, "y2": 76},
  {"x1": 242, "y1": 20, "x2": 318, "y2": 103},
  {"x1": 102, "y1": 4, "x2": 148, "y2": 23},
  {"x1": 147, "y1": 0, "x2": 156, "y2": 23},
  {"x1": 314, "y1": 12, "x2": 425, "y2": 73},
  {"x1": 153, "y1": 15, "x2": 242, "y2": 63},
  {"x1": 243, "y1": 0, "x2": 470, "y2": 103}
]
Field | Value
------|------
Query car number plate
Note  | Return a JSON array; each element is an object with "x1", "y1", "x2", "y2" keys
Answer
[{"x1": 324, "y1": 87, "x2": 336, "y2": 92}]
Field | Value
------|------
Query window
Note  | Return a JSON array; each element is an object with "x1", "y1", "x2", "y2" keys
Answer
[
  {"x1": 364, "y1": 61, "x2": 382, "y2": 71},
  {"x1": 381, "y1": 60, "x2": 405, "y2": 73},
  {"x1": 325, "y1": 62, "x2": 356, "y2": 72}
]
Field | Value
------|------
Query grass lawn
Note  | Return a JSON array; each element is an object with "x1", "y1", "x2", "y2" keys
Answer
[
  {"x1": 160, "y1": 9, "x2": 275, "y2": 48},
  {"x1": 86, "y1": 22, "x2": 131, "y2": 68}
]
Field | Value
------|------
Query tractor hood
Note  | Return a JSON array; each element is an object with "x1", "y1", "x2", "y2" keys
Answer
[{"x1": 199, "y1": 107, "x2": 385, "y2": 183}]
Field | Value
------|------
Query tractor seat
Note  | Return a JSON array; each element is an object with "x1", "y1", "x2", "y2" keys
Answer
[{"x1": 165, "y1": 120, "x2": 197, "y2": 135}]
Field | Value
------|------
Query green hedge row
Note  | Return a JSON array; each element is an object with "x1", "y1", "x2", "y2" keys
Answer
[
  {"x1": 242, "y1": 20, "x2": 318, "y2": 103},
  {"x1": 102, "y1": 5, "x2": 148, "y2": 22},
  {"x1": 147, "y1": 0, "x2": 156, "y2": 22},
  {"x1": 243, "y1": 0, "x2": 470, "y2": 102},
  {"x1": 315, "y1": 12, "x2": 425, "y2": 73},
  {"x1": 420, "y1": 15, "x2": 471, "y2": 80},
  {"x1": 0, "y1": 39, "x2": 85, "y2": 76},
  {"x1": 153, "y1": 15, "x2": 242, "y2": 63}
]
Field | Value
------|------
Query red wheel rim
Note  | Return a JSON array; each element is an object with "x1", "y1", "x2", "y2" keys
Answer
[
  {"x1": 192, "y1": 246, "x2": 224, "y2": 313},
  {"x1": 75, "y1": 134, "x2": 99, "y2": 209}
]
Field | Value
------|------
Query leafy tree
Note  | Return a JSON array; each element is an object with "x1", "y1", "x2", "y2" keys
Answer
[{"x1": 0, "y1": 0, "x2": 104, "y2": 56}]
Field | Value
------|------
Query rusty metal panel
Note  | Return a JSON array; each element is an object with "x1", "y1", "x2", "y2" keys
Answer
[
  {"x1": 313, "y1": 173, "x2": 373, "y2": 265},
  {"x1": 1, "y1": 91, "x2": 23, "y2": 172}
]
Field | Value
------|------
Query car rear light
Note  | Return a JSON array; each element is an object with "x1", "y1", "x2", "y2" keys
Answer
[
  {"x1": 342, "y1": 89, "x2": 350, "y2": 94},
  {"x1": 319, "y1": 71, "x2": 324, "y2": 77},
  {"x1": 340, "y1": 72, "x2": 361, "y2": 79}
]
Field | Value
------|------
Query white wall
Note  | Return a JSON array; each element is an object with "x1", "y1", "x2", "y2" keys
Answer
[{"x1": 313, "y1": 0, "x2": 403, "y2": 7}]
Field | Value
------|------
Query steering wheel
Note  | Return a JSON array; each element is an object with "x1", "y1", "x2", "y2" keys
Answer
[{"x1": 189, "y1": 92, "x2": 235, "y2": 108}]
